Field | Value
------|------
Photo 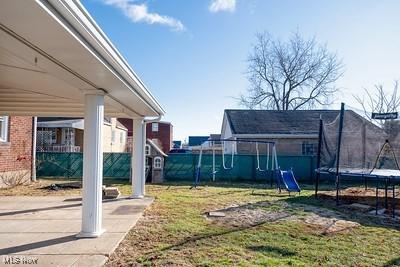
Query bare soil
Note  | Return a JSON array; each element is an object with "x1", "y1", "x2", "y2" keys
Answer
[{"x1": 205, "y1": 201, "x2": 291, "y2": 227}]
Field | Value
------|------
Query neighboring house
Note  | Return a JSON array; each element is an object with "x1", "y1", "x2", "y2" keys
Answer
[
  {"x1": 173, "y1": 140, "x2": 182, "y2": 149},
  {"x1": 189, "y1": 134, "x2": 222, "y2": 154},
  {"x1": 145, "y1": 139, "x2": 168, "y2": 183},
  {"x1": 188, "y1": 136, "x2": 209, "y2": 147},
  {"x1": 119, "y1": 119, "x2": 173, "y2": 154},
  {"x1": 220, "y1": 109, "x2": 341, "y2": 156},
  {"x1": 37, "y1": 118, "x2": 127, "y2": 153},
  {"x1": 209, "y1": 134, "x2": 221, "y2": 142},
  {"x1": 0, "y1": 116, "x2": 33, "y2": 187}
]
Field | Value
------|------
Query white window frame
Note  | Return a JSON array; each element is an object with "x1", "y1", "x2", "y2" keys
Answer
[
  {"x1": 120, "y1": 132, "x2": 124, "y2": 144},
  {"x1": 154, "y1": 156, "x2": 162, "y2": 169},
  {"x1": 145, "y1": 144, "x2": 151, "y2": 156},
  {"x1": 152, "y1": 122, "x2": 159, "y2": 132},
  {"x1": 0, "y1": 116, "x2": 9, "y2": 142}
]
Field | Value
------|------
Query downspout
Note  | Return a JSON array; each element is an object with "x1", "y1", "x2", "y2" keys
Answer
[{"x1": 31, "y1": 117, "x2": 37, "y2": 182}]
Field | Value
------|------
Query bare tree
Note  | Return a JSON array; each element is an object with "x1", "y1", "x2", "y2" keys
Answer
[
  {"x1": 240, "y1": 32, "x2": 343, "y2": 110},
  {"x1": 354, "y1": 81, "x2": 400, "y2": 125}
]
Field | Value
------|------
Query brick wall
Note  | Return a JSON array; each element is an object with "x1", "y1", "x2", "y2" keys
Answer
[
  {"x1": 118, "y1": 119, "x2": 173, "y2": 154},
  {"x1": 0, "y1": 116, "x2": 33, "y2": 173},
  {"x1": 146, "y1": 122, "x2": 173, "y2": 154}
]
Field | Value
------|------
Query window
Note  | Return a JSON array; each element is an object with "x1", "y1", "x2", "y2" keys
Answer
[
  {"x1": 145, "y1": 144, "x2": 151, "y2": 156},
  {"x1": 111, "y1": 130, "x2": 116, "y2": 144},
  {"x1": 120, "y1": 132, "x2": 124, "y2": 144},
  {"x1": 62, "y1": 128, "x2": 75, "y2": 145},
  {"x1": 0, "y1": 116, "x2": 9, "y2": 142},
  {"x1": 154, "y1": 156, "x2": 162, "y2": 169},
  {"x1": 302, "y1": 142, "x2": 318, "y2": 156},
  {"x1": 152, "y1": 122, "x2": 158, "y2": 132}
]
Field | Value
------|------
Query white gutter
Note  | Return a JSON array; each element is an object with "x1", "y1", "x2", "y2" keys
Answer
[
  {"x1": 144, "y1": 116, "x2": 162, "y2": 124},
  {"x1": 41, "y1": 0, "x2": 165, "y2": 116}
]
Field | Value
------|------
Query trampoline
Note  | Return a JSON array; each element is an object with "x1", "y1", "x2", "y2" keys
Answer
[{"x1": 315, "y1": 103, "x2": 400, "y2": 217}]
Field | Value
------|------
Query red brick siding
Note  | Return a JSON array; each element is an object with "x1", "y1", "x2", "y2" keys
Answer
[
  {"x1": 0, "y1": 116, "x2": 33, "y2": 173},
  {"x1": 146, "y1": 122, "x2": 172, "y2": 154}
]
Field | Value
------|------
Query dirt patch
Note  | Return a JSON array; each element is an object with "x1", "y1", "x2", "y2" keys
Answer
[
  {"x1": 304, "y1": 214, "x2": 360, "y2": 234},
  {"x1": 206, "y1": 201, "x2": 361, "y2": 235},
  {"x1": 205, "y1": 201, "x2": 291, "y2": 227},
  {"x1": 293, "y1": 204, "x2": 361, "y2": 234},
  {"x1": 319, "y1": 187, "x2": 400, "y2": 207}
]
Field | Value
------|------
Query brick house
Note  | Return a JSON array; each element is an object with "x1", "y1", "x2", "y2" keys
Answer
[
  {"x1": 220, "y1": 109, "x2": 340, "y2": 156},
  {"x1": 0, "y1": 116, "x2": 33, "y2": 187},
  {"x1": 145, "y1": 122, "x2": 173, "y2": 154},
  {"x1": 119, "y1": 119, "x2": 173, "y2": 154}
]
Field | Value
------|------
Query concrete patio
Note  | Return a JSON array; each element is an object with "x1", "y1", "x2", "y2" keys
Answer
[{"x1": 0, "y1": 196, "x2": 153, "y2": 266}]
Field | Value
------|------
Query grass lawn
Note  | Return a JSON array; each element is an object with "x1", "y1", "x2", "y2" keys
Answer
[
  {"x1": 2, "y1": 179, "x2": 400, "y2": 266},
  {"x1": 108, "y1": 182, "x2": 400, "y2": 267}
]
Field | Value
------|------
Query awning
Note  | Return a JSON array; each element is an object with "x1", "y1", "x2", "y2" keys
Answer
[
  {"x1": 0, "y1": 0, "x2": 165, "y2": 118},
  {"x1": 37, "y1": 119, "x2": 84, "y2": 130}
]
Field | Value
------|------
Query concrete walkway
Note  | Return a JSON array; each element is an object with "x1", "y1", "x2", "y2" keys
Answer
[{"x1": 0, "y1": 196, "x2": 153, "y2": 266}]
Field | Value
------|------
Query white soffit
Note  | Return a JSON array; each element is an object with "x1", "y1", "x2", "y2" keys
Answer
[{"x1": 0, "y1": 0, "x2": 165, "y2": 118}]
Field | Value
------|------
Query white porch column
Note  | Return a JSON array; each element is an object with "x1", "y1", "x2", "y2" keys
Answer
[
  {"x1": 131, "y1": 118, "x2": 146, "y2": 198},
  {"x1": 78, "y1": 92, "x2": 105, "y2": 238}
]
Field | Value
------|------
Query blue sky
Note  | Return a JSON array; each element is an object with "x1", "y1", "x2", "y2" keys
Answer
[{"x1": 83, "y1": 0, "x2": 400, "y2": 141}]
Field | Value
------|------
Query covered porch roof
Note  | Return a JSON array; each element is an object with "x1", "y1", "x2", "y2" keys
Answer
[
  {"x1": 0, "y1": 0, "x2": 164, "y2": 118},
  {"x1": 0, "y1": 0, "x2": 163, "y2": 238}
]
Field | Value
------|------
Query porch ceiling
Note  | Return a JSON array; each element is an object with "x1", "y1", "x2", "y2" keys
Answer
[{"x1": 0, "y1": 0, "x2": 165, "y2": 118}]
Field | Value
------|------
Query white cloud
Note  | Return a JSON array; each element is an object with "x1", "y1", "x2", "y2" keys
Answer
[
  {"x1": 209, "y1": 0, "x2": 236, "y2": 13},
  {"x1": 103, "y1": 0, "x2": 185, "y2": 32}
]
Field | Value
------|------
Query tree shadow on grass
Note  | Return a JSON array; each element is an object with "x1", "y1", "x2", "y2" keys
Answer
[
  {"x1": 382, "y1": 257, "x2": 400, "y2": 267},
  {"x1": 247, "y1": 245, "x2": 296, "y2": 257},
  {"x1": 143, "y1": 213, "x2": 291, "y2": 259},
  {"x1": 161, "y1": 181, "x2": 277, "y2": 190}
]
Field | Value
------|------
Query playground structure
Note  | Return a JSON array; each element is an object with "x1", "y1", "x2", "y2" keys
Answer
[
  {"x1": 192, "y1": 138, "x2": 301, "y2": 193},
  {"x1": 315, "y1": 103, "x2": 400, "y2": 217}
]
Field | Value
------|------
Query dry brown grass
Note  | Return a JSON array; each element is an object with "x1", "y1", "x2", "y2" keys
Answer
[{"x1": 0, "y1": 178, "x2": 82, "y2": 196}]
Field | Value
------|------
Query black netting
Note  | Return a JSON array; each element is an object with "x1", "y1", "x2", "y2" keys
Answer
[{"x1": 319, "y1": 105, "x2": 400, "y2": 174}]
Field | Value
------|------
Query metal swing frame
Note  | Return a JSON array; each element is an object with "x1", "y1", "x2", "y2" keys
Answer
[{"x1": 193, "y1": 138, "x2": 278, "y2": 188}]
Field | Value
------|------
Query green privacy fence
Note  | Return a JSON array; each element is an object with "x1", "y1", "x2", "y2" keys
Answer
[
  {"x1": 36, "y1": 152, "x2": 131, "y2": 179},
  {"x1": 36, "y1": 152, "x2": 316, "y2": 182},
  {"x1": 164, "y1": 154, "x2": 316, "y2": 183}
]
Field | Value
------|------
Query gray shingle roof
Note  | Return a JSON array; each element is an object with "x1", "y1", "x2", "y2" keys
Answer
[{"x1": 225, "y1": 109, "x2": 340, "y2": 135}]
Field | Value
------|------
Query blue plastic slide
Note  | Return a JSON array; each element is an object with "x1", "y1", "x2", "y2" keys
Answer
[{"x1": 280, "y1": 169, "x2": 301, "y2": 193}]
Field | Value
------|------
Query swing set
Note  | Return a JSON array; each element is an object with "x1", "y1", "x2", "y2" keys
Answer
[{"x1": 192, "y1": 138, "x2": 301, "y2": 193}]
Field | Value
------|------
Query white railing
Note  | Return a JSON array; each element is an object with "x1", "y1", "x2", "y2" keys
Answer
[{"x1": 37, "y1": 145, "x2": 81, "y2": 153}]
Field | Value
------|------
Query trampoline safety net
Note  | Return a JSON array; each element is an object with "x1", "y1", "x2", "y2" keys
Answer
[{"x1": 319, "y1": 104, "x2": 400, "y2": 174}]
